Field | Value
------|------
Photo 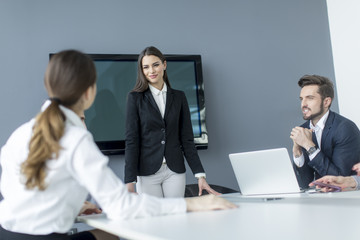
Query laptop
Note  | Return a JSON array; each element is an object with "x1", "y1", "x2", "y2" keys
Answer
[{"x1": 229, "y1": 148, "x2": 303, "y2": 198}]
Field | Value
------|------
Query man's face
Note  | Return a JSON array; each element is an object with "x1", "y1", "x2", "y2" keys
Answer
[{"x1": 299, "y1": 85, "x2": 327, "y2": 123}]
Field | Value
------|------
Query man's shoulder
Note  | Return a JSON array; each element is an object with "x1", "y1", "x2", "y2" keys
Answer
[
  {"x1": 327, "y1": 111, "x2": 360, "y2": 137},
  {"x1": 329, "y1": 111, "x2": 357, "y2": 126}
]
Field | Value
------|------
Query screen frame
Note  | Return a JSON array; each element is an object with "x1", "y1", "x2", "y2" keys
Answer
[{"x1": 51, "y1": 53, "x2": 208, "y2": 155}]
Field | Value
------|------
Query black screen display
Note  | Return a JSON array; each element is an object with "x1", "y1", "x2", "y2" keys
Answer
[{"x1": 84, "y1": 54, "x2": 207, "y2": 155}]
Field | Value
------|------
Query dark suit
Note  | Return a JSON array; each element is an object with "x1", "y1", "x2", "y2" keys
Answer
[
  {"x1": 124, "y1": 87, "x2": 205, "y2": 184},
  {"x1": 296, "y1": 110, "x2": 360, "y2": 188}
]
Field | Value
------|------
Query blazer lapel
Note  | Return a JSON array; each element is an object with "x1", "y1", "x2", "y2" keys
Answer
[
  {"x1": 144, "y1": 89, "x2": 161, "y2": 116},
  {"x1": 321, "y1": 111, "x2": 335, "y2": 150},
  {"x1": 164, "y1": 87, "x2": 174, "y2": 118}
]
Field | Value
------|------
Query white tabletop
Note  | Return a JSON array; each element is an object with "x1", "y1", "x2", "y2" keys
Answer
[{"x1": 78, "y1": 191, "x2": 360, "y2": 240}]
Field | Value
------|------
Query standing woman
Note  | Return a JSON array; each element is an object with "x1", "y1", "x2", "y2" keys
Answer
[
  {"x1": 125, "y1": 46, "x2": 219, "y2": 198},
  {"x1": 0, "y1": 50, "x2": 236, "y2": 240}
]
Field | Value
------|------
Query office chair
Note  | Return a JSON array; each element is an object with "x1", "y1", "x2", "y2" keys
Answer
[{"x1": 184, "y1": 184, "x2": 238, "y2": 197}]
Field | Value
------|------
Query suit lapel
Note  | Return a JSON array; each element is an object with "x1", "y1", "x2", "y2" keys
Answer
[
  {"x1": 321, "y1": 111, "x2": 335, "y2": 150},
  {"x1": 164, "y1": 87, "x2": 174, "y2": 119},
  {"x1": 144, "y1": 89, "x2": 162, "y2": 116}
]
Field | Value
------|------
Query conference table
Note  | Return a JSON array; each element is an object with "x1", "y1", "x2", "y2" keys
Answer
[{"x1": 77, "y1": 191, "x2": 360, "y2": 240}]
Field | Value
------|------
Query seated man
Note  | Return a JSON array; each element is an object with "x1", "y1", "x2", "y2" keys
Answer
[{"x1": 290, "y1": 75, "x2": 360, "y2": 188}]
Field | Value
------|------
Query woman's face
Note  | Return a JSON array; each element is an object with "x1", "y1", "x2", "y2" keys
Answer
[{"x1": 141, "y1": 55, "x2": 167, "y2": 90}]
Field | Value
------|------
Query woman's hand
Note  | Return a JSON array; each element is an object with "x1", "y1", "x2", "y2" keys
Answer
[
  {"x1": 198, "y1": 177, "x2": 221, "y2": 196},
  {"x1": 185, "y1": 194, "x2": 238, "y2": 212},
  {"x1": 79, "y1": 201, "x2": 102, "y2": 216},
  {"x1": 126, "y1": 182, "x2": 136, "y2": 193}
]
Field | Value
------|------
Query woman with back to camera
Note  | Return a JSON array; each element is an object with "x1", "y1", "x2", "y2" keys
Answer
[
  {"x1": 125, "y1": 46, "x2": 220, "y2": 198},
  {"x1": 0, "y1": 50, "x2": 236, "y2": 240}
]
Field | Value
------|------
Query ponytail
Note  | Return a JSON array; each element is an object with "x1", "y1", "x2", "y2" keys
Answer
[
  {"x1": 21, "y1": 100, "x2": 65, "y2": 190},
  {"x1": 21, "y1": 49, "x2": 96, "y2": 190}
]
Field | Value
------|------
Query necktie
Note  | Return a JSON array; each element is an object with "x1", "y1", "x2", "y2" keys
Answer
[{"x1": 312, "y1": 130, "x2": 319, "y2": 148}]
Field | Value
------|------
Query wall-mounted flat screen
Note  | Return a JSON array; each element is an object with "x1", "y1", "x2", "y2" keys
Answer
[{"x1": 83, "y1": 54, "x2": 207, "y2": 155}]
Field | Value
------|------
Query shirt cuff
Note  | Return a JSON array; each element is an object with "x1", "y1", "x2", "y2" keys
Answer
[
  {"x1": 308, "y1": 148, "x2": 320, "y2": 161},
  {"x1": 293, "y1": 154, "x2": 305, "y2": 167},
  {"x1": 351, "y1": 176, "x2": 360, "y2": 190},
  {"x1": 195, "y1": 173, "x2": 206, "y2": 179}
]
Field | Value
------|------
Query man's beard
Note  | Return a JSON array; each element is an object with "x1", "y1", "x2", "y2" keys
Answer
[{"x1": 303, "y1": 103, "x2": 325, "y2": 121}]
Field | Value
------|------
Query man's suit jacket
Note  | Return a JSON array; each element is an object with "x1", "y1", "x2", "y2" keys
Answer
[
  {"x1": 296, "y1": 110, "x2": 360, "y2": 188},
  {"x1": 124, "y1": 87, "x2": 205, "y2": 184}
]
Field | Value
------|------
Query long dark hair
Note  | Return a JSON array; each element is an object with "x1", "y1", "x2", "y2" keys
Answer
[
  {"x1": 132, "y1": 46, "x2": 171, "y2": 92},
  {"x1": 21, "y1": 50, "x2": 96, "y2": 190}
]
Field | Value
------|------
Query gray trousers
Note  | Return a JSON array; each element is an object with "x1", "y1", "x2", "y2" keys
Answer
[{"x1": 137, "y1": 163, "x2": 186, "y2": 198}]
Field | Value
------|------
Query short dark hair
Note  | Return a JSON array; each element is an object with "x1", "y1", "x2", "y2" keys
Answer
[{"x1": 298, "y1": 74, "x2": 334, "y2": 101}]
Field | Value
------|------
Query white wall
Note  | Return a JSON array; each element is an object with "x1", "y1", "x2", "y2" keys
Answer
[{"x1": 327, "y1": 0, "x2": 360, "y2": 128}]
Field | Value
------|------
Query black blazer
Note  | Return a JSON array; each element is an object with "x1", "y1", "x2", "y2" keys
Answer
[
  {"x1": 296, "y1": 111, "x2": 360, "y2": 188},
  {"x1": 124, "y1": 87, "x2": 205, "y2": 183}
]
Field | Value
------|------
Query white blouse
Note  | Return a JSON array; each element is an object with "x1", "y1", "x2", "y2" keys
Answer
[{"x1": 0, "y1": 104, "x2": 186, "y2": 235}]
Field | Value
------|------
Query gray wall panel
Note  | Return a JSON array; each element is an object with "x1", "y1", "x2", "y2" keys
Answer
[{"x1": 0, "y1": 0, "x2": 335, "y2": 191}]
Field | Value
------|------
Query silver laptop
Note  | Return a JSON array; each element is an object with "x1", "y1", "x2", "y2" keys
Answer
[{"x1": 229, "y1": 148, "x2": 302, "y2": 197}]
